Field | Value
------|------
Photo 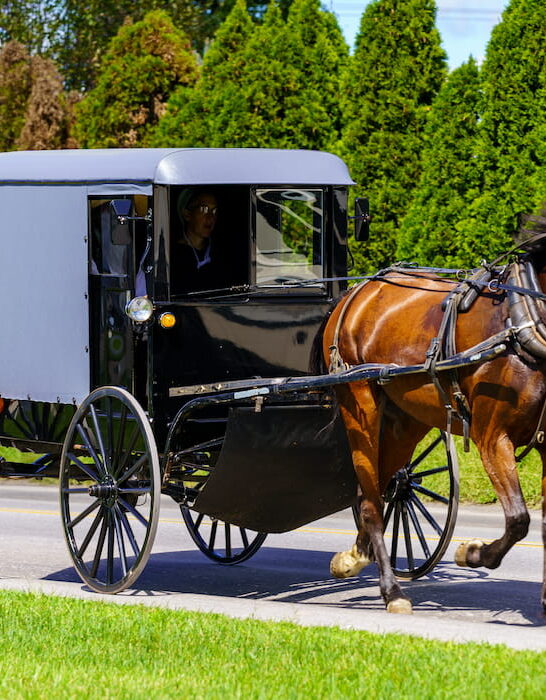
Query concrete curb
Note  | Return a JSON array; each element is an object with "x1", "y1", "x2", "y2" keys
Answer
[{"x1": 1, "y1": 577, "x2": 545, "y2": 652}]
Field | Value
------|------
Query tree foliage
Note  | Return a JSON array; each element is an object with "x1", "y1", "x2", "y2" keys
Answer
[
  {"x1": 0, "y1": 0, "x2": 63, "y2": 55},
  {"x1": 151, "y1": 0, "x2": 347, "y2": 149},
  {"x1": 339, "y1": 0, "x2": 447, "y2": 274},
  {"x1": 0, "y1": 40, "x2": 32, "y2": 151},
  {"x1": 73, "y1": 11, "x2": 199, "y2": 149},
  {"x1": 17, "y1": 56, "x2": 78, "y2": 150},
  {"x1": 397, "y1": 59, "x2": 482, "y2": 267},
  {"x1": 0, "y1": 40, "x2": 76, "y2": 150},
  {"x1": 467, "y1": 0, "x2": 546, "y2": 260}
]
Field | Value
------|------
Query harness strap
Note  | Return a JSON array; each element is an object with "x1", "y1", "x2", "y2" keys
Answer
[
  {"x1": 516, "y1": 394, "x2": 546, "y2": 462},
  {"x1": 328, "y1": 280, "x2": 370, "y2": 374}
]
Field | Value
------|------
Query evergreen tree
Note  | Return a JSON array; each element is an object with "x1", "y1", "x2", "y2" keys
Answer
[
  {"x1": 468, "y1": 0, "x2": 546, "y2": 260},
  {"x1": 152, "y1": 0, "x2": 347, "y2": 149},
  {"x1": 73, "y1": 11, "x2": 199, "y2": 149},
  {"x1": 397, "y1": 59, "x2": 482, "y2": 268},
  {"x1": 0, "y1": 40, "x2": 32, "y2": 151},
  {"x1": 339, "y1": 0, "x2": 447, "y2": 274},
  {"x1": 150, "y1": 0, "x2": 255, "y2": 147}
]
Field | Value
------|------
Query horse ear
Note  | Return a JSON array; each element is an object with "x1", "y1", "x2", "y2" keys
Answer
[{"x1": 354, "y1": 198, "x2": 371, "y2": 242}]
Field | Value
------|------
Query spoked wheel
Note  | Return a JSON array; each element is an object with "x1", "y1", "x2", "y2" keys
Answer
[
  {"x1": 181, "y1": 507, "x2": 267, "y2": 565},
  {"x1": 59, "y1": 386, "x2": 160, "y2": 593},
  {"x1": 353, "y1": 429, "x2": 459, "y2": 580}
]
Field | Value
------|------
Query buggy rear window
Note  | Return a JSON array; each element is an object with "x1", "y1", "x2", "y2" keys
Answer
[{"x1": 255, "y1": 188, "x2": 324, "y2": 287}]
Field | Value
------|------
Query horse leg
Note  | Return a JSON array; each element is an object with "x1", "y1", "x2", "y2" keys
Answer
[
  {"x1": 538, "y1": 450, "x2": 546, "y2": 613},
  {"x1": 330, "y1": 386, "x2": 424, "y2": 613},
  {"x1": 455, "y1": 433, "x2": 530, "y2": 569}
]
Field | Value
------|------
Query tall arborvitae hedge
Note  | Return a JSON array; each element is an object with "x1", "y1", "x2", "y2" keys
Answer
[
  {"x1": 73, "y1": 11, "x2": 199, "y2": 148},
  {"x1": 339, "y1": 0, "x2": 447, "y2": 274},
  {"x1": 150, "y1": 0, "x2": 254, "y2": 147},
  {"x1": 468, "y1": 0, "x2": 546, "y2": 260},
  {"x1": 397, "y1": 58, "x2": 482, "y2": 268},
  {"x1": 151, "y1": 0, "x2": 347, "y2": 149}
]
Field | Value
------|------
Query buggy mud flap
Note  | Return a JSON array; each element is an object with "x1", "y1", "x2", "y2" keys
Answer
[{"x1": 192, "y1": 405, "x2": 357, "y2": 533}]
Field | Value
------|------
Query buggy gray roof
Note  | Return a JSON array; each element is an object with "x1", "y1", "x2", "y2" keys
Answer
[{"x1": 0, "y1": 148, "x2": 354, "y2": 187}]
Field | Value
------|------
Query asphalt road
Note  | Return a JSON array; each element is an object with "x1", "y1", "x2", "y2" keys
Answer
[{"x1": 0, "y1": 483, "x2": 545, "y2": 651}]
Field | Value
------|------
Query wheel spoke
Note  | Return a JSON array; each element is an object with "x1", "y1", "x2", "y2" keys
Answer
[
  {"x1": 194, "y1": 513, "x2": 205, "y2": 531},
  {"x1": 118, "y1": 506, "x2": 140, "y2": 557},
  {"x1": 90, "y1": 514, "x2": 109, "y2": 578},
  {"x1": 90, "y1": 405, "x2": 109, "y2": 474},
  {"x1": 113, "y1": 404, "x2": 128, "y2": 475},
  {"x1": 383, "y1": 499, "x2": 394, "y2": 529},
  {"x1": 114, "y1": 422, "x2": 141, "y2": 479},
  {"x1": 390, "y1": 503, "x2": 401, "y2": 567},
  {"x1": 118, "y1": 496, "x2": 149, "y2": 529},
  {"x1": 407, "y1": 435, "x2": 442, "y2": 471},
  {"x1": 76, "y1": 423, "x2": 105, "y2": 477},
  {"x1": 106, "y1": 397, "x2": 114, "y2": 472},
  {"x1": 401, "y1": 504, "x2": 414, "y2": 571},
  {"x1": 112, "y1": 507, "x2": 128, "y2": 578},
  {"x1": 225, "y1": 523, "x2": 231, "y2": 559},
  {"x1": 116, "y1": 452, "x2": 148, "y2": 485},
  {"x1": 240, "y1": 528, "x2": 249, "y2": 549},
  {"x1": 67, "y1": 498, "x2": 101, "y2": 529},
  {"x1": 406, "y1": 500, "x2": 430, "y2": 558},
  {"x1": 412, "y1": 465, "x2": 449, "y2": 479},
  {"x1": 412, "y1": 483, "x2": 449, "y2": 505},
  {"x1": 76, "y1": 506, "x2": 105, "y2": 559},
  {"x1": 208, "y1": 520, "x2": 218, "y2": 552},
  {"x1": 106, "y1": 509, "x2": 115, "y2": 585},
  {"x1": 410, "y1": 493, "x2": 444, "y2": 537},
  {"x1": 66, "y1": 452, "x2": 100, "y2": 482}
]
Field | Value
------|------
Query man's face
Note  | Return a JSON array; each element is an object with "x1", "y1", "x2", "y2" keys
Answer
[{"x1": 184, "y1": 193, "x2": 218, "y2": 240}]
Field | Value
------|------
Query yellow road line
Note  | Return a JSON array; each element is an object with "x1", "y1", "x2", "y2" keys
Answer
[{"x1": 0, "y1": 506, "x2": 542, "y2": 549}]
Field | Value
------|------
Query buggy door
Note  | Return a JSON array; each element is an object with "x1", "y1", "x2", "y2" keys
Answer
[{"x1": 88, "y1": 196, "x2": 144, "y2": 392}]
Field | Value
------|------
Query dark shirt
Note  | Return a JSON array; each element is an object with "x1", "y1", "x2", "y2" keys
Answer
[{"x1": 171, "y1": 241, "x2": 218, "y2": 295}]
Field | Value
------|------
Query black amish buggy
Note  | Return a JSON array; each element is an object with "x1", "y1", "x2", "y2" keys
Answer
[{"x1": 0, "y1": 148, "x2": 459, "y2": 593}]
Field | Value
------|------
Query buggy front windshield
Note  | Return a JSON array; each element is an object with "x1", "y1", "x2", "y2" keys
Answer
[{"x1": 255, "y1": 188, "x2": 324, "y2": 286}]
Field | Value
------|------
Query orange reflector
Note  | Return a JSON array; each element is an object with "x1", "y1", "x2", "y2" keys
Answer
[{"x1": 159, "y1": 312, "x2": 176, "y2": 329}]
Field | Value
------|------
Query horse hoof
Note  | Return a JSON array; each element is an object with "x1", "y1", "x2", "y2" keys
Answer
[
  {"x1": 330, "y1": 544, "x2": 371, "y2": 578},
  {"x1": 387, "y1": 598, "x2": 413, "y2": 615},
  {"x1": 454, "y1": 539, "x2": 484, "y2": 567}
]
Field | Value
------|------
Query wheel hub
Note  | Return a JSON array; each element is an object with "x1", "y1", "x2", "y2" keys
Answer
[
  {"x1": 88, "y1": 477, "x2": 117, "y2": 504},
  {"x1": 385, "y1": 466, "x2": 415, "y2": 502}
]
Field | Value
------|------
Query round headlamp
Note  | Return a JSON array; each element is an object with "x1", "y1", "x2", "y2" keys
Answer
[{"x1": 125, "y1": 296, "x2": 154, "y2": 323}]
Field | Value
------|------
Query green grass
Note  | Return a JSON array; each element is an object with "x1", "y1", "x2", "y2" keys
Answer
[{"x1": 0, "y1": 590, "x2": 544, "y2": 699}]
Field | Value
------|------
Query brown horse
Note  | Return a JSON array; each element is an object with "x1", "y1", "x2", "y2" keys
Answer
[{"x1": 321, "y1": 240, "x2": 546, "y2": 614}]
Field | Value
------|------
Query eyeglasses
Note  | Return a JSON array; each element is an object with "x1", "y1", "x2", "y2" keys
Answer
[{"x1": 191, "y1": 204, "x2": 218, "y2": 216}]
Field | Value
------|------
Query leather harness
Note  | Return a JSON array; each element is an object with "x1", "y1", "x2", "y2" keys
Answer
[{"x1": 328, "y1": 243, "x2": 546, "y2": 458}]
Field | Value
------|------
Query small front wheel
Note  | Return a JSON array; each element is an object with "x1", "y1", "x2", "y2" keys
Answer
[{"x1": 59, "y1": 387, "x2": 160, "y2": 593}]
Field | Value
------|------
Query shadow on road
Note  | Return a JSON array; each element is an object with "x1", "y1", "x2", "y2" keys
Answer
[{"x1": 44, "y1": 546, "x2": 546, "y2": 627}]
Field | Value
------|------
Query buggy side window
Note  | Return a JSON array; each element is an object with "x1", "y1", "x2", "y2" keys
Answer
[
  {"x1": 255, "y1": 188, "x2": 324, "y2": 286},
  {"x1": 89, "y1": 199, "x2": 131, "y2": 276}
]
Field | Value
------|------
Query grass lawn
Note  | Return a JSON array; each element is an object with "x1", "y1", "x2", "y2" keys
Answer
[{"x1": 0, "y1": 590, "x2": 544, "y2": 699}]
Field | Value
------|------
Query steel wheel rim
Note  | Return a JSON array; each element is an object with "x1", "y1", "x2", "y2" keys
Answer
[{"x1": 59, "y1": 386, "x2": 160, "y2": 593}]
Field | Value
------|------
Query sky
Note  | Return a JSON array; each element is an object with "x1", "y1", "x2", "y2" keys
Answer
[{"x1": 329, "y1": 0, "x2": 509, "y2": 69}]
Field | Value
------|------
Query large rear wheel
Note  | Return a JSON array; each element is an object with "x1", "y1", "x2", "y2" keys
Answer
[{"x1": 59, "y1": 387, "x2": 160, "y2": 593}]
